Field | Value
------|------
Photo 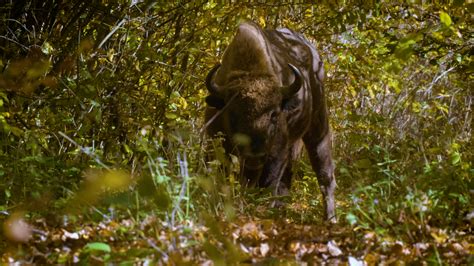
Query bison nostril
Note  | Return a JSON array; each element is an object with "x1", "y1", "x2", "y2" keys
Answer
[
  {"x1": 251, "y1": 135, "x2": 265, "y2": 154},
  {"x1": 232, "y1": 133, "x2": 266, "y2": 156}
]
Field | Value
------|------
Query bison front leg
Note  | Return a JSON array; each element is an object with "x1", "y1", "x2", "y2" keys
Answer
[
  {"x1": 258, "y1": 154, "x2": 291, "y2": 196},
  {"x1": 303, "y1": 131, "x2": 336, "y2": 223},
  {"x1": 240, "y1": 166, "x2": 262, "y2": 188}
]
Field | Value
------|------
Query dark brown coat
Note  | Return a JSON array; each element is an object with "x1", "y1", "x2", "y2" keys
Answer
[{"x1": 204, "y1": 22, "x2": 336, "y2": 222}]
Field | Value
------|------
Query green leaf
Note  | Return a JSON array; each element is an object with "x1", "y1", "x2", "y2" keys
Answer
[
  {"x1": 346, "y1": 212, "x2": 358, "y2": 226},
  {"x1": 203, "y1": 241, "x2": 225, "y2": 265},
  {"x1": 450, "y1": 152, "x2": 461, "y2": 165},
  {"x1": 84, "y1": 242, "x2": 111, "y2": 253},
  {"x1": 165, "y1": 112, "x2": 177, "y2": 119},
  {"x1": 354, "y1": 159, "x2": 372, "y2": 169},
  {"x1": 440, "y1": 11, "x2": 452, "y2": 27},
  {"x1": 394, "y1": 39, "x2": 416, "y2": 61},
  {"x1": 423, "y1": 163, "x2": 432, "y2": 174}
]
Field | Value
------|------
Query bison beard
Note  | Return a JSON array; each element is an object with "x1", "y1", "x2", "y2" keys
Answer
[{"x1": 204, "y1": 22, "x2": 336, "y2": 222}]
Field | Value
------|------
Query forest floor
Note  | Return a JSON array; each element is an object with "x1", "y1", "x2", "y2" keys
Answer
[{"x1": 1, "y1": 195, "x2": 472, "y2": 265}]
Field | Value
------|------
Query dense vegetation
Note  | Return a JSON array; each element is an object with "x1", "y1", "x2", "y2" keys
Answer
[{"x1": 0, "y1": 1, "x2": 472, "y2": 264}]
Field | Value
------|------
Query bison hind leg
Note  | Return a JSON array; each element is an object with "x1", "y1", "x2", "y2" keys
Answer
[{"x1": 303, "y1": 131, "x2": 337, "y2": 223}]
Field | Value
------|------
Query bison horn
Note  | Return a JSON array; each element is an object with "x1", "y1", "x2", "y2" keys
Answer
[
  {"x1": 205, "y1": 64, "x2": 223, "y2": 95},
  {"x1": 282, "y1": 63, "x2": 302, "y2": 99}
]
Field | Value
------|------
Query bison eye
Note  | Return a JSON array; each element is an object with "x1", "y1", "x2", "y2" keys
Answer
[
  {"x1": 205, "y1": 95, "x2": 225, "y2": 109},
  {"x1": 270, "y1": 110, "x2": 279, "y2": 123}
]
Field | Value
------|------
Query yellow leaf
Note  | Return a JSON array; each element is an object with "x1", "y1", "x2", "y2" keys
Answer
[
  {"x1": 259, "y1": 16, "x2": 266, "y2": 27},
  {"x1": 430, "y1": 229, "x2": 448, "y2": 244},
  {"x1": 440, "y1": 11, "x2": 452, "y2": 27},
  {"x1": 389, "y1": 79, "x2": 401, "y2": 94},
  {"x1": 368, "y1": 86, "x2": 375, "y2": 99},
  {"x1": 411, "y1": 102, "x2": 421, "y2": 113},
  {"x1": 179, "y1": 97, "x2": 188, "y2": 109},
  {"x1": 102, "y1": 169, "x2": 131, "y2": 190}
]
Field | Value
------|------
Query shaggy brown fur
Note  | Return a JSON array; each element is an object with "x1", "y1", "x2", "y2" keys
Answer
[{"x1": 204, "y1": 22, "x2": 336, "y2": 222}]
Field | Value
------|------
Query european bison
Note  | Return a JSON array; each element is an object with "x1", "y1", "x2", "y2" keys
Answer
[{"x1": 204, "y1": 22, "x2": 336, "y2": 222}]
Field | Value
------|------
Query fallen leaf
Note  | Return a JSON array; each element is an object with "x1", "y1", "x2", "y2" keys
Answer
[
  {"x1": 461, "y1": 240, "x2": 474, "y2": 253},
  {"x1": 314, "y1": 243, "x2": 328, "y2": 254},
  {"x1": 431, "y1": 229, "x2": 448, "y2": 244},
  {"x1": 240, "y1": 222, "x2": 267, "y2": 241},
  {"x1": 239, "y1": 243, "x2": 250, "y2": 253},
  {"x1": 390, "y1": 241, "x2": 404, "y2": 256},
  {"x1": 3, "y1": 212, "x2": 32, "y2": 242},
  {"x1": 328, "y1": 240, "x2": 342, "y2": 256},
  {"x1": 413, "y1": 242, "x2": 429, "y2": 257},
  {"x1": 348, "y1": 255, "x2": 365, "y2": 266},
  {"x1": 447, "y1": 243, "x2": 464, "y2": 253},
  {"x1": 288, "y1": 241, "x2": 301, "y2": 253},
  {"x1": 62, "y1": 229, "x2": 80, "y2": 240},
  {"x1": 364, "y1": 252, "x2": 379, "y2": 265},
  {"x1": 260, "y1": 243, "x2": 270, "y2": 257},
  {"x1": 363, "y1": 231, "x2": 376, "y2": 242}
]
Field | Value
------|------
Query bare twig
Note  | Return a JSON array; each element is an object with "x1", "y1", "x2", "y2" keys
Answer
[
  {"x1": 199, "y1": 93, "x2": 238, "y2": 135},
  {"x1": 146, "y1": 238, "x2": 169, "y2": 260},
  {"x1": 98, "y1": 17, "x2": 128, "y2": 49},
  {"x1": 426, "y1": 66, "x2": 456, "y2": 94},
  {"x1": 58, "y1": 131, "x2": 109, "y2": 169},
  {"x1": 171, "y1": 149, "x2": 189, "y2": 229},
  {"x1": 0, "y1": 35, "x2": 29, "y2": 50}
]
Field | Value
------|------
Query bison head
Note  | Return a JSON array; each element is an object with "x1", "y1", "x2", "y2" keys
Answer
[{"x1": 205, "y1": 64, "x2": 302, "y2": 169}]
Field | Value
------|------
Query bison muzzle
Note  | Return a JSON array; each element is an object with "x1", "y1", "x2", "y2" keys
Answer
[{"x1": 204, "y1": 22, "x2": 336, "y2": 222}]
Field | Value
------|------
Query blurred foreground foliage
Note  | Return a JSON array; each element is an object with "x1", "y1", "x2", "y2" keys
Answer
[{"x1": 0, "y1": 1, "x2": 472, "y2": 264}]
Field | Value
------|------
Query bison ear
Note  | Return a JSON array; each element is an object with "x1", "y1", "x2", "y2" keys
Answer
[
  {"x1": 282, "y1": 97, "x2": 301, "y2": 111},
  {"x1": 206, "y1": 95, "x2": 226, "y2": 109}
]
